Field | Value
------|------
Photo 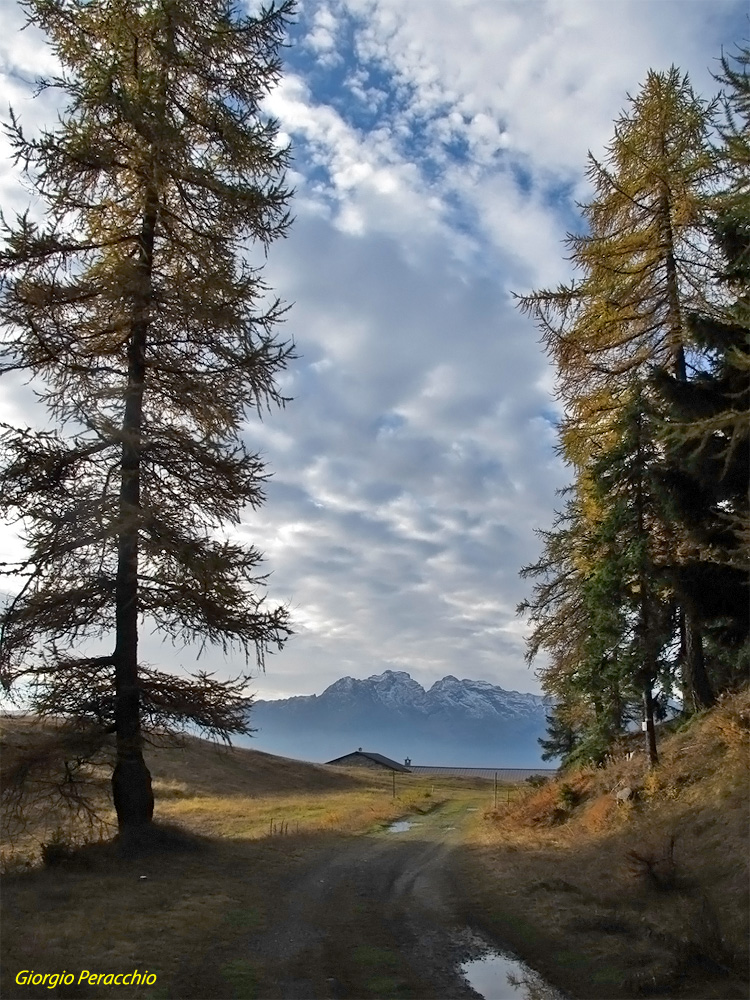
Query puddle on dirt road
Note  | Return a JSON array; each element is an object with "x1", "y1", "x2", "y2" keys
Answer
[
  {"x1": 460, "y1": 941, "x2": 567, "y2": 1000},
  {"x1": 386, "y1": 819, "x2": 421, "y2": 833}
]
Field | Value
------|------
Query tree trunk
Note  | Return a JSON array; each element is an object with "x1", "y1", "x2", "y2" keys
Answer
[
  {"x1": 112, "y1": 187, "x2": 158, "y2": 836},
  {"x1": 680, "y1": 608, "x2": 715, "y2": 712},
  {"x1": 608, "y1": 666, "x2": 623, "y2": 736},
  {"x1": 642, "y1": 683, "x2": 658, "y2": 767},
  {"x1": 634, "y1": 408, "x2": 659, "y2": 769},
  {"x1": 660, "y1": 180, "x2": 687, "y2": 382}
]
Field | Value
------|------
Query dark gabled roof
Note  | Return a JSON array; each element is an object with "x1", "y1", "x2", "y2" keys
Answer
[
  {"x1": 359, "y1": 751, "x2": 411, "y2": 772},
  {"x1": 325, "y1": 750, "x2": 411, "y2": 772}
]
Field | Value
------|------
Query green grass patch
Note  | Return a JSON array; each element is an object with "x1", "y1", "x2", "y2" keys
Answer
[
  {"x1": 350, "y1": 945, "x2": 414, "y2": 999},
  {"x1": 220, "y1": 959, "x2": 260, "y2": 999},
  {"x1": 223, "y1": 907, "x2": 264, "y2": 931},
  {"x1": 352, "y1": 943, "x2": 401, "y2": 970}
]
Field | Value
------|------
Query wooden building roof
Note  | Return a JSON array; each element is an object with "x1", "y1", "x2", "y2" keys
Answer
[{"x1": 325, "y1": 750, "x2": 412, "y2": 772}]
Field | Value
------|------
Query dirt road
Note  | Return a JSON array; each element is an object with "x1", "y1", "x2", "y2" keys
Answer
[{"x1": 231, "y1": 798, "x2": 559, "y2": 1000}]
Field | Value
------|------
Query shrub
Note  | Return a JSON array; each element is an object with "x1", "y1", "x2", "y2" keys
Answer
[
  {"x1": 558, "y1": 783, "x2": 581, "y2": 811},
  {"x1": 40, "y1": 828, "x2": 75, "y2": 867},
  {"x1": 525, "y1": 775, "x2": 549, "y2": 788},
  {"x1": 625, "y1": 835, "x2": 677, "y2": 891}
]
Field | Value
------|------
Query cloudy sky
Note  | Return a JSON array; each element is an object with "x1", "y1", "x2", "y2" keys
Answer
[{"x1": 0, "y1": 0, "x2": 746, "y2": 702}]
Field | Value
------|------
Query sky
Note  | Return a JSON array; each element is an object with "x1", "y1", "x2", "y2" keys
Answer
[{"x1": 0, "y1": 0, "x2": 746, "y2": 702}]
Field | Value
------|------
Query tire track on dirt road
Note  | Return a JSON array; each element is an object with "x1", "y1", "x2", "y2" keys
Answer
[{"x1": 255, "y1": 802, "x2": 484, "y2": 999}]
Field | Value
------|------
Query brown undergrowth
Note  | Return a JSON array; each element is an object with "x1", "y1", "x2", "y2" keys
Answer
[{"x1": 458, "y1": 688, "x2": 750, "y2": 999}]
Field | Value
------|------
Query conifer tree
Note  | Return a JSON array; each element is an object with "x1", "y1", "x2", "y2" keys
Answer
[
  {"x1": 588, "y1": 390, "x2": 680, "y2": 763},
  {"x1": 518, "y1": 68, "x2": 716, "y2": 412},
  {"x1": 517, "y1": 68, "x2": 718, "y2": 719},
  {"x1": 0, "y1": 0, "x2": 296, "y2": 838},
  {"x1": 650, "y1": 44, "x2": 750, "y2": 701},
  {"x1": 518, "y1": 492, "x2": 636, "y2": 766},
  {"x1": 538, "y1": 704, "x2": 580, "y2": 764}
]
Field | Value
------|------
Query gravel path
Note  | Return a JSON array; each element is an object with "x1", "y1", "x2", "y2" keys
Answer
[{"x1": 253, "y1": 802, "x2": 487, "y2": 998}]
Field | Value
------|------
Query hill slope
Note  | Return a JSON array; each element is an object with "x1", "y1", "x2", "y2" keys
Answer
[
  {"x1": 1, "y1": 693, "x2": 747, "y2": 999},
  {"x1": 0, "y1": 715, "x2": 370, "y2": 799},
  {"x1": 462, "y1": 686, "x2": 750, "y2": 998}
]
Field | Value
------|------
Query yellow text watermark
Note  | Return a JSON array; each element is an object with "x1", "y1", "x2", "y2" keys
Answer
[{"x1": 15, "y1": 970, "x2": 157, "y2": 988}]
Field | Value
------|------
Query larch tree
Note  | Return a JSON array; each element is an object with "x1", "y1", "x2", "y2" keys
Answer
[
  {"x1": 0, "y1": 0, "x2": 296, "y2": 840},
  {"x1": 518, "y1": 68, "x2": 716, "y2": 410},
  {"x1": 517, "y1": 67, "x2": 719, "y2": 722},
  {"x1": 650, "y1": 45, "x2": 750, "y2": 700}
]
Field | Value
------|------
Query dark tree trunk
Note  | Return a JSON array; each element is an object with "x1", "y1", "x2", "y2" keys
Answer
[
  {"x1": 633, "y1": 407, "x2": 659, "y2": 769},
  {"x1": 660, "y1": 189, "x2": 715, "y2": 714},
  {"x1": 112, "y1": 188, "x2": 158, "y2": 835},
  {"x1": 642, "y1": 683, "x2": 659, "y2": 767},
  {"x1": 608, "y1": 667, "x2": 623, "y2": 736},
  {"x1": 680, "y1": 608, "x2": 715, "y2": 712},
  {"x1": 592, "y1": 685, "x2": 603, "y2": 723}
]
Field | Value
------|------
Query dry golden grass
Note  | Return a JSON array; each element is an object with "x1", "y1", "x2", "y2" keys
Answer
[
  {"x1": 0, "y1": 720, "x2": 482, "y2": 1000},
  {"x1": 0, "y1": 719, "x2": 377, "y2": 865},
  {"x1": 154, "y1": 784, "x2": 442, "y2": 840},
  {"x1": 0, "y1": 712, "x2": 491, "y2": 869}
]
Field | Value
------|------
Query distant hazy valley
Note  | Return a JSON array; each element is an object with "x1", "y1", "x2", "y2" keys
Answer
[{"x1": 239, "y1": 670, "x2": 550, "y2": 766}]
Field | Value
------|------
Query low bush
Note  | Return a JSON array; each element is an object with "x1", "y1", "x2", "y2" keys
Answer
[{"x1": 40, "y1": 828, "x2": 76, "y2": 867}]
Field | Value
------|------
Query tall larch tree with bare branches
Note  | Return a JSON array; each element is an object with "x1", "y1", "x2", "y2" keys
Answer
[{"x1": 0, "y1": 0, "x2": 296, "y2": 841}]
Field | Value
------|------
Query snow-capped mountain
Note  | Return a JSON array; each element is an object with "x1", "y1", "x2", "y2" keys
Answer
[{"x1": 239, "y1": 670, "x2": 550, "y2": 766}]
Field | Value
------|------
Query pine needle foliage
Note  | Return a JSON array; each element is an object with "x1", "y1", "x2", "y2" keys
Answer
[
  {"x1": 0, "y1": 0, "x2": 297, "y2": 832},
  {"x1": 517, "y1": 67, "x2": 717, "y2": 463}
]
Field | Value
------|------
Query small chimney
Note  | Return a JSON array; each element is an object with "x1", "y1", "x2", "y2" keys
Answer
[
  {"x1": 357, "y1": 747, "x2": 362, "y2": 752},
  {"x1": 404, "y1": 757, "x2": 411, "y2": 766}
]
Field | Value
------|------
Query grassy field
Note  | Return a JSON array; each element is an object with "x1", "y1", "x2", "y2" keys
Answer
[
  {"x1": 0, "y1": 724, "x2": 490, "y2": 999},
  {"x1": 1, "y1": 691, "x2": 748, "y2": 1000}
]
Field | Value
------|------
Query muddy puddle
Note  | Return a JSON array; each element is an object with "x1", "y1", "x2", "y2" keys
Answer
[
  {"x1": 460, "y1": 937, "x2": 567, "y2": 1000},
  {"x1": 386, "y1": 819, "x2": 421, "y2": 833}
]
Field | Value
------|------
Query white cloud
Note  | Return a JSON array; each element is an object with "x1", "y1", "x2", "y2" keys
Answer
[
  {"x1": 0, "y1": 0, "x2": 743, "y2": 706},
  {"x1": 267, "y1": 73, "x2": 449, "y2": 250},
  {"x1": 0, "y1": 4, "x2": 60, "y2": 81},
  {"x1": 304, "y1": 3, "x2": 342, "y2": 65}
]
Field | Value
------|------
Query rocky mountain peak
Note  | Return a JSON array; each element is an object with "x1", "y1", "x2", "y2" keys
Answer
[
  {"x1": 247, "y1": 670, "x2": 549, "y2": 766},
  {"x1": 367, "y1": 669, "x2": 414, "y2": 684}
]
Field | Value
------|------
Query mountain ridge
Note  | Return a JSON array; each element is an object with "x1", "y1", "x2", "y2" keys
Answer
[{"x1": 240, "y1": 670, "x2": 550, "y2": 766}]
